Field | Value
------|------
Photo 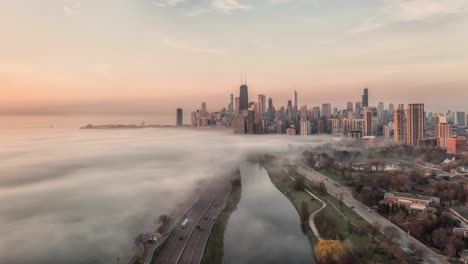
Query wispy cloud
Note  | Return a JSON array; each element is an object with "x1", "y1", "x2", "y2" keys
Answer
[
  {"x1": 351, "y1": 0, "x2": 468, "y2": 33},
  {"x1": 63, "y1": 0, "x2": 81, "y2": 16},
  {"x1": 268, "y1": 0, "x2": 320, "y2": 8},
  {"x1": 152, "y1": 0, "x2": 250, "y2": 16},
  {"x1": 152, "y1": 0, "x2": 189, "y2": 8},
  {"x1": 183, "y1": 8, "x2": 212, "y2": 17},
  {"x1": 212, "y1": 0, "x2": 250, "y2": 13},
  {"x1": 162, "y1": 36, "x2": 227, "y2": 55}
]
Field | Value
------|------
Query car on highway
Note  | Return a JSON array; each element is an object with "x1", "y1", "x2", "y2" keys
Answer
[{"x1": 181, "y1": 218, "x2": 189, "y2": 228}]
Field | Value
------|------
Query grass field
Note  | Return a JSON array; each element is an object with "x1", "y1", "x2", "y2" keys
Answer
[{"x1": 316, "y1": 168, "x2": 346, "y2": 182}]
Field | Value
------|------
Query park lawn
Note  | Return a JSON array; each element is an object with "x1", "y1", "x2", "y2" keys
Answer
[
  {"x1": 305, "y1": 181, "x2": 403, "y2": 264},
  {"x1": 317, "y1": 168, "x2": 346, "y2": 182}
]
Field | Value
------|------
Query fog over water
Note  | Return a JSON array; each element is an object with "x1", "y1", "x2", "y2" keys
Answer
[{"x1": 0, "y1": 125, "x2": 330, "y2": 264}]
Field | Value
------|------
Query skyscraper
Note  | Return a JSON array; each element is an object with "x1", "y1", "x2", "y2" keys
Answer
[
  {"x1": 455, "y1": 111, "x2": 466, "y2": 126},
  {"x1": 293, "y1": 90, "x2": 298, "y2": 113},
  {"x1": 322, "y1": 103, "x2": 332, "y2": 118},
  {"x1": 176, "y1": 108, "x2": 183, "y2": 126},
  {"x1": 407, "y1": 104, "x2": 425, "y2": 146},
  {"x1": 300, "y1": 105, "x2": 308, "y2": 121},
  {"x1": 312, "y1": 107, "x2": 321, "y2": 119},
  {"x1": 229, "y1": 94, "x2": 234, "y2": 114},
  {"x1": 234, "y1": 97, "x2": 240, "y2": 114},
  {"x1": 300, "y1": 120, "x2": 310, "y2": 135},
  {"x1": 437, "y1": 122, "x2": 452, "y2": 149},
  {"x1": 239, "y1": 76, "x2": 249, "y2": 111},
  {"x1": 267, "y1": 97, "x2": 274, "y2": 122},
  {"x1": 201, "y1": 102, "x2": 207, "y2": 117},
  {"x1": 347, "y1": 102, "x2": 353, "y2": 112},
  {"x1": 364, "y1": 108, "x2": 373, "y2": 136},
  {"x1": 362, "y1": 88, "x2": 369, "y2": 108},
  {"x1": 257, "y1": 95, "x2": 265, "y2": 118},
  {"x1": 286, "y1": 100, "x2": 293, "y2": 122},
  {"x1": 246, "y1": 109, "x2": 256, "y2": 134},
  {"x1": 394, "y1": 104, "x2": 405, "y2": 144}
]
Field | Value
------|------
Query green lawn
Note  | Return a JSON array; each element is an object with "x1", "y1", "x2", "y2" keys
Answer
[{"x1": 317, "y1": 168, "x2": 346, "y2": 182}]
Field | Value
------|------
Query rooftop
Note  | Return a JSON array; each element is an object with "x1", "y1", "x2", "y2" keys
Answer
[
  {"x1": 385, "y1": 192, "x2": 435, "y2": 201},
  {"x1": 451, "y1": 205, "x2": 468, "y2": 220}
]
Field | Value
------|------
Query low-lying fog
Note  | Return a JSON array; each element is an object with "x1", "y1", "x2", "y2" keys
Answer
[{"x1": 0, "y1": 127, "x2": 330, "y2": 263}]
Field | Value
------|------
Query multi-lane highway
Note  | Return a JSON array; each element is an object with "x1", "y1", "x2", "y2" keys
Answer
[
  {"x1": 296, "y1": 163, "x2": 449, "y2": 264},
  {"x1": 152, "y1": 178, "x2": 232, "y2": 264}
]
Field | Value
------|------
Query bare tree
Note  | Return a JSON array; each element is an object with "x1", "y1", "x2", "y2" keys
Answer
[
  {"x1": 134, "y1": 233, "x2": 151, "y2": 252},
  {"x1": 155, "y1": 214, "x2": 171, "y2": 234},
  {"x1": 382, "y1": 226, "x2": 401, "y2": 243}
]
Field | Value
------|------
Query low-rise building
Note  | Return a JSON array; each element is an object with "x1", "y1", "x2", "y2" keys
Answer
[
  {"x1": 447, "y1": 136, "x2": 467, "y2": 154},
  {"x1": 381, "y1": 192, "x2": 440, "y2": 211},
  {"x1": 450, "y1": 205, "x2": 468, "y2": 237},
  {"x1": 286, "y1": 127, "x2": 296, "y2": 135}
]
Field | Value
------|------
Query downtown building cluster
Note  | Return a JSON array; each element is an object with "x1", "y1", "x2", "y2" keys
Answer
[{"x1": 184, "y1": 79, "x2": 468, "y2": 154}]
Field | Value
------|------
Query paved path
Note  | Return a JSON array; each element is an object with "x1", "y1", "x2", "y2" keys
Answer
[
  {"x1": 296, "y1": 163, "x2": 449, "y2": 264},
  {"x1": 304, "y1": 188, "x2": 326, "y2": 240},
  {"x1": 284, "y1": 168, "x2": 326, "y2": 240}
]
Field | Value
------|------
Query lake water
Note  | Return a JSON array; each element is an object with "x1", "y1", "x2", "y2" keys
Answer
[
  {"x1": 223, "y1": 162, "x2": 316, "y2": 264},
  {"x1": 0, "y1": 119, "x2": 328, "y2": 264}
]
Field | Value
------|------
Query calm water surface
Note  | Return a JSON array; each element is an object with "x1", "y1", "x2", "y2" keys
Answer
[{"x1": 223, "y1": 162, "x2": 315, "y2": 264}]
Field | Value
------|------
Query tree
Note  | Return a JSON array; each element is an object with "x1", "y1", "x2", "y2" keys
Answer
[
  {"x1": 155, "y1": 214, "x2": 171, "y2": 234},
  {"x1": 314, "y1": 240, "x2": 344, "y2": 264},
  {"x1": 444, "y1": 242, "x2": 457, "y2": 259},
  {"x1": 318, "y1": 181, "x2": 327, "y2": 195},
  {"x1": 408, "y1": 242, "x2": 423, "y2": 258},
  {"x1": 407, "y1": 220, "x2": 425, "y2": 239},
  {"x1": 382, "y1": 225, "x2": 401, "y2": 243},
  {"x1": 134, "y1": 233, "x2": 151, "y2": 252},
  {"x1": 370, "y1": 221, "x2": 381, "y2": 238},
  {"x1": 294, "y1": 174, "x2": 305, "y2": 191}
]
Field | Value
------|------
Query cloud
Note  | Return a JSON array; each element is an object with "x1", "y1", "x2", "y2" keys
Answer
[
  {"x1": 351, "y1": 0, "x2": 468, "y2": 33},
  {"x1": 212, "y1": 0, "x2": 250, "y2": 12},
  {"x1": 162, "y1": 36, "x2": 227, "y2": 54},
  {"x1": 63, "y1": 0, "x2": 81, "y2": 16},
  {"x1": 268, "y1": 0, "x2": 320, "y2": 8},
  {"x1": 152, "y1": 0, "x2": 189, "y2": 8},
  {"x1": 183, "y1": 7, "x2": 212, "y2": 17}
]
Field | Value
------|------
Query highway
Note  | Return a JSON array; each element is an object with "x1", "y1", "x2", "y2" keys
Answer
[
  {"x1": 152, "y1": 178, "x2": 232, "y2": 264},
  {"x1": 296, "y1": 163, "x2": 449, "y2": 264}
]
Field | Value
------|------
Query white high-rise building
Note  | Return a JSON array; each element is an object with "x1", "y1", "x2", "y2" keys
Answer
[{"x1": 300, "y1": 120, "x2": 310, "y2": 135}]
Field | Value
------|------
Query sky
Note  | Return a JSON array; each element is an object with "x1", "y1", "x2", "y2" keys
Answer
[{"x1": 1, "y1": 0, "x2": 468, "y2": 120}]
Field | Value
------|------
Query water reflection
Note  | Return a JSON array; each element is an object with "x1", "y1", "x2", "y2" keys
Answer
[{"x1": 223, "y1": 162, "x2": 315, "y2": 264}]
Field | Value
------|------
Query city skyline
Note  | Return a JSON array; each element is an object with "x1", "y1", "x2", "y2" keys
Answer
[{"x1": 2, "y1": 0, "x2": 468, "y2": 117}]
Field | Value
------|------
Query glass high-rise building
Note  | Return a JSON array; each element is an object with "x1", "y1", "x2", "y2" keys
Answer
[
  {"x1": 362, "y1": 88, "x2": 369, "y2": 108},
  {"x1": 239, "y1": 76, "x2": 249, "y2": 111},
  {"x1": 407, "y1": 104, "x2": 425, "y2": 146},
  {"x1": 176, "y1": 108, "x2": 183, "y2": 126}
]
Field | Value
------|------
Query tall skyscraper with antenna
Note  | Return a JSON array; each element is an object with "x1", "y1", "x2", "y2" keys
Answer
[
  {"x1": 293, "y1": 89, "x2": 298, "y2": 114},
  {"x1": 239, "y1": 74, "x2": 249, "y2": 111}
]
